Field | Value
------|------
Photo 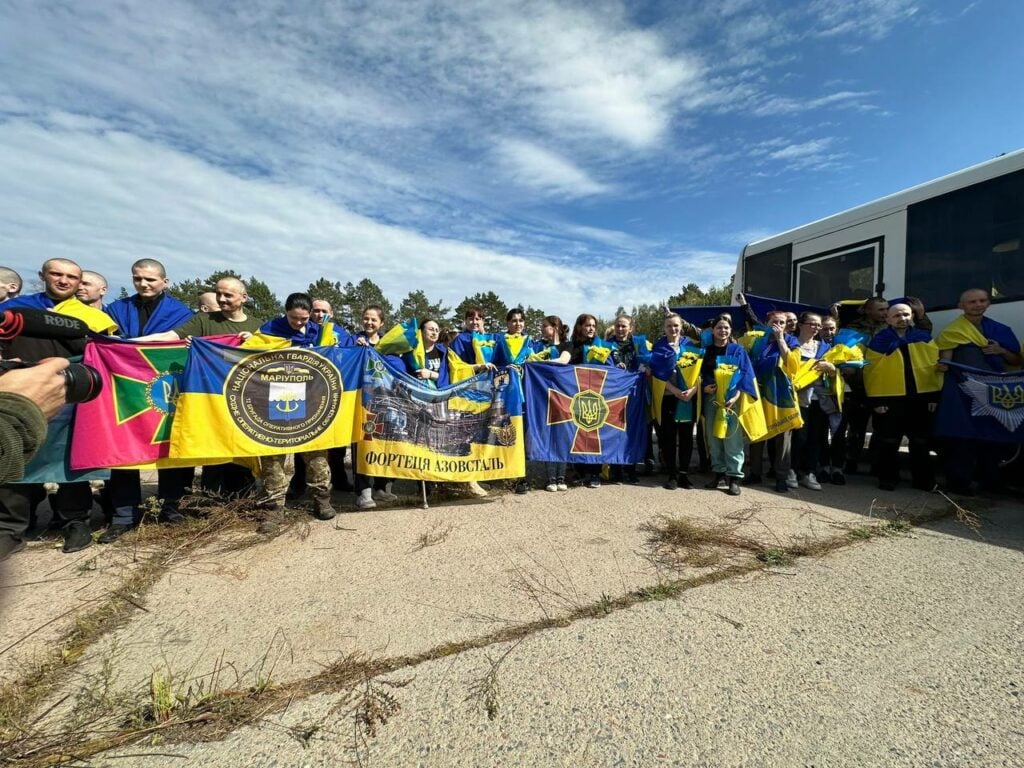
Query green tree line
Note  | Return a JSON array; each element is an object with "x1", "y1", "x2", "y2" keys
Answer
[{"x1": 167, "y1": 271, "x2": 732, "y2": 338}]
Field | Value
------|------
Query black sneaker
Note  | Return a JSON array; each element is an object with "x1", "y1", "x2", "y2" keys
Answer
[
  {"x1": 625, "y1": 472, "x2": 640, "y2": 485},
  {"x1": 62, "y1": 521, "x2": 93, "y2": 553},
  {"x1": 830, "y1": 471, "x2": 846, "y2": 485},
  {"x1": 514, "y1": 479, "x2": 529, "y2": 495},
  {"x1": 726, "y1": 478, "x2": 741, "y2": 496},
  {"x1": 774, "y1": 478, "x2": 789, "y2": 493},
  {"x1": 704, "y1": 474, "x2": 727, "y2": 490},
  {"x1": 662, "y1": 476, "x2": 678, "y2": 490},
  {"x1": 98, "y1": 523, "x2": 133, "y2": 544},
  {"x1": 678, "y1": 474, "x2": 694, "y2": 490}
]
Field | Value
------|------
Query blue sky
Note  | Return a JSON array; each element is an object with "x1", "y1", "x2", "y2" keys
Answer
[{"x1": 1, "y1": 0, "x2": 1021, "y2": 320}]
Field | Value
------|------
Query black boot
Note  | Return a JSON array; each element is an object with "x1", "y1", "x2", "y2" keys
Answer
[
  {"x1": 313, "y1": 493, "x2": 337, "y2": 521},
  {"x1": 704, "y1": 473, "x2": 726, "y2": 490}
]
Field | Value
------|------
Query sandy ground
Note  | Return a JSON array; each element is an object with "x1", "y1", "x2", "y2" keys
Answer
[
  {"x1": 3, "y1": 472, "x2": 1020, "y2": 766},
  {"x1": 30, "y1": 476, "x2": 929, "y2": 707},
  {"x1": 94, "y1": 500, "x2": 1023, "y2": 768}
]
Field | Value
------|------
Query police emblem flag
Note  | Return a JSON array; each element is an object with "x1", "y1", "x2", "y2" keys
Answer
[{"x1": 935, "y1": 361, "x2": 1024, "y2": 443}]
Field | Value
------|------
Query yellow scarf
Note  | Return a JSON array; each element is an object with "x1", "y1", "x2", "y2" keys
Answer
[
  {"x1": 53, "y1": 298, "x2": 118, "y2": 334},
  {"x1": 934, "y1": 314, "x2": 987, "y2": 351}
]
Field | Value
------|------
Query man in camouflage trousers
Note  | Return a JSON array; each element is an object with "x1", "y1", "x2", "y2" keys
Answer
[{"x1": 259, "y1": 450, "x2": 334, "y2": 533}]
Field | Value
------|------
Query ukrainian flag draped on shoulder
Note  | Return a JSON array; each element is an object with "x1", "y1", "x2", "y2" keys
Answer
[
  {"x1": 863, "y1": 328, "x2": 941, "y2": 397},
  {"x1": 742, "y1": 328, "x2": 801, "y2": 441},
  {"x1": 4, "y1": 293, "x2": 118, "y2": 334},
  {"x1": 935, "y1": 315, "x2": 1020, "y2": 372},
  {"x1": 788, "y1": 329, "x2": 867, "y2": 412},
  {"x1": 357, "y1": 350, "x2": 524, "y2": 481},
  {"x1": 171, "y1": 337, "x2": 364, "y2": 459},
  {"x1": 649, "y1": 337, "x2": 702, "y2": 425},
  {"x1": 493, "y1": 333, "x2": 533, "y2": 367},
  {"x1": 709, "y1": 343, "x2": 767, "y2": 442}
]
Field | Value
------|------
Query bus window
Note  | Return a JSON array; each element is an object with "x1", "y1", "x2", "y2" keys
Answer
[
  {"x1": 743, "y1": 244, "x2": 791, "y2": 300},
  {"x1": 795, "y1": 241, "x2": 879, "y2": 307},
  {"x1": 906, "y1": 169, "x2": 1024, "y2": 310}
]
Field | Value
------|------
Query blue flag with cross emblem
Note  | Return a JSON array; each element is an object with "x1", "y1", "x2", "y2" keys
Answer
[{"x1": 524, "y1": 363, "x2": 649, "y2": 464}]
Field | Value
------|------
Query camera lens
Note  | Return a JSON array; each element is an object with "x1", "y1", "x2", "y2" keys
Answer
[{"x1": 62, "y1": 363, "x2": 103, "y2": 404}]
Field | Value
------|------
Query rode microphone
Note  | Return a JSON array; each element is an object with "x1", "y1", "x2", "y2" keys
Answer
[{"x1": 0, "y1": 308, "x2": 89, "y2": 341}]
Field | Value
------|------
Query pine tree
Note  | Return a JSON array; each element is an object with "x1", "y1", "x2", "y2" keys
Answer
[
  {"x1": 306, "y1": 278, "x2": 347, "y2": 316},
  {"x1": 397, "y1": 290, "x2": 449, "y2": 324},
  {"x1": 340, "y1": 279, "x2": 393, "y2": 330},
  {"x1": 451, "y1": 292, "x2": 508, "y2": 333}
]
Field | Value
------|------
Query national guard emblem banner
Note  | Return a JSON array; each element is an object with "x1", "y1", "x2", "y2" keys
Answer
[
  {"x1": 935, "y1": 361, "x2": 1024, "y2": 444},
  {"x1": 170, "y1": 338, "x2": 365, "y2": 459},
  {"x1": 356, "y1": 350, "x2": 525, "y2": 481},
  {"x1": 524, "y1": 364, "x2": 648, "y2": 464}
]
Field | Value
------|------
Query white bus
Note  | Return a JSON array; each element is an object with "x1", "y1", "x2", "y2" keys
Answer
[{"x1": 734, "y1": 149, "x2": 1024, "y2": 333}]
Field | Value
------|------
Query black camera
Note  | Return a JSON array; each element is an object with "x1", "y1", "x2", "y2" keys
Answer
[
  {"x1": 0, "y1": 360, "x2": 103, "y2": 404},
  {"x1": 0, "y1": 307, "x2": 104, "y2": 403}
]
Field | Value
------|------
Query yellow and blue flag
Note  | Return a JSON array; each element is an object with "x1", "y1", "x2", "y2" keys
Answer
[
  {"x1": 171, "y1": 337, "x2": 365, "y2": 459},
  {"x1": 863, "y1": 328, "x2": 941, "y2": 397},
  {"x1": 377, "y1": 318, "x2": 424, "y2": 369}
]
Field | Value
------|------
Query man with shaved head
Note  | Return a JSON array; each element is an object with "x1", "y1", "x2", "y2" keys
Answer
[
  {"x1": 0, "y1": 258, "x2": 116, "y2": 555},
  {"x1": 137, "y1": 276, "x2": 261, "y2": 341},
  {"x1": 99, "y1": 259, "x2": 197, "y2": 543},
  {"x1": 0, "y1": 267, "x2": 22, "y2": 302},
  {"x1": 197, "y1": 292, "x2": 219, "y2": 313},
  {"x1": 862, "y1": 303, "x2": 942, "y2": 492},
  {"x1": 76, "y1": 270, "x2": 108, "y2": 308},
  {"x1": 935, "y1": 288, "x2": 1022, "y2": 494}
]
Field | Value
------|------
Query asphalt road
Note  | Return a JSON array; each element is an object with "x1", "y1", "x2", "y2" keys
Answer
[{"x1": 97, "y1": 501, "x2": 1024, "y2": 767}]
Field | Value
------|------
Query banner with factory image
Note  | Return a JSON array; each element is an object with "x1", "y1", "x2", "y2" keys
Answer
[{"x1": 356, "y1": 350, "x2": 525, "y2": 481}]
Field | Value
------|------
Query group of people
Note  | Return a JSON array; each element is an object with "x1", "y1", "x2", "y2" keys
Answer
[{"x1": 0, "y1": 256, "x2": 1019, "y2": 560}]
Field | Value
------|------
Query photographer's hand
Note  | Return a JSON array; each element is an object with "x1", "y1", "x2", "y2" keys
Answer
[{"x1": 0, "y1": 357, "x2": 69, "y2": 420}]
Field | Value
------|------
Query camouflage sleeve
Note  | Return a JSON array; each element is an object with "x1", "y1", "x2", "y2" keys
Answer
[{"x1": 0, "y1": 392, "x2": 48, "y2": 484}]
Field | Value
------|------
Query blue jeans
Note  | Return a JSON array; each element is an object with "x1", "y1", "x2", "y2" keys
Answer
[{"x1": 703, "y1": 396, "x2": 745, "y2": 478}]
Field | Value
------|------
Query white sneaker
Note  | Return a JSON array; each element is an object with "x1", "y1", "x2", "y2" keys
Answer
[
  {"x1": 466, "y1": 481, "x2": 488, "y2": 497},
  {"x1": 372, "y1": 488, "x2": 398, "y2": 502},
  {"x1": 545, "y1": 483, "x2": 558, "y2": 492},
  {"x1": 800, "y1": 473, "x2": 822, "y2": 491},
  {"x1": 356, "y1": 489, "x2": 376, "y2": 509},
  {"x1": 557, "y1": 482, "x2": 568, "y2": 491},
  {"x1": 786, "y1": 470, "x2": 799, "y2": 489}
]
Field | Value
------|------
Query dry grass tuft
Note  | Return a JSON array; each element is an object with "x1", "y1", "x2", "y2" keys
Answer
[
  {"x1": 641, "y1": 514, "x2": 764, "y2": 571},
  {"x1": 410, "y1": 520, "x2": 455, "y2": 552}
]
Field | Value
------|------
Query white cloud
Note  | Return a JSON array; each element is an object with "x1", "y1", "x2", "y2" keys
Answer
[
  {"x1": 495, "y1": 139, "x2": 610, "y2": 198},
  {"x1": 753, "y1": 90, "x2": 877, "y2": 116},
  {"x1": 0, "y1": 120, "x2": 697, "y2": 320},
  {"x1": 769, "y1": 138, "x2": 834, "y2": 160},
  {"x1": 765, "y1": 137, "x2": 846, "y2": 171},
  {"x1": 810, "y1": 0, "x2": 919, "y2": 39}
]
